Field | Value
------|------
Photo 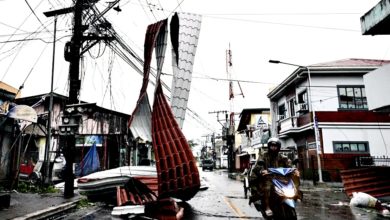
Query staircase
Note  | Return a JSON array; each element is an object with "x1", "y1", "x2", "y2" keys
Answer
[{"x1": 340, "y1": 167, "x2": 390, "y2": 198}]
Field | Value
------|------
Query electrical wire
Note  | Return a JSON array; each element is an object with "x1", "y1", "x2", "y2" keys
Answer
[
  {"x1": 203, "y1": 15, "x2": 360, "y2": 32},
  {"x1": 0, "y1": 23, "x2": 52, "y2": 82},
  {"x1": 0, "y1": 19, "x2": 53, "y2": 58},
  {"x1": 162, "y1": 72, "x2": 276, "y2": 85},
  {"x1": 169, "y1": 0, "x2": 184, "y2": 16},
  {"x1": 0, "y1": 29, "x2": 70, "y2": 37},
  {"x1": 203, "y1": 12, "x2": 361, "y2": 16},
  {"x1": 0, "y1": 35, "x2": 70, "y2": 44},
  {"x1": 24, "y1": 0, "x2": 51, "y2": 34},
  {"x1": 13, "y1": 44, "x2": 50, "y2": 99},
  {"x1": 145, "y1": 0, "x2": 158, "y2": 21},
  {"x1": 61, "y1": 2, "x2": 219, "y2": 132},
  {"x1": 156, "y1": 0, "x2": 167, "y2": 17},
  {"x1": 138, "y1": 0, "x2": 152, "y2": 23},
  {"x1": 175, "y1": 0, "x2": 183, "y2": 12}
]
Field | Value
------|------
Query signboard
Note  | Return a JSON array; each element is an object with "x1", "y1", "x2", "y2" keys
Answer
[
  {"x1": 307, "y1": 142, "x2": 316, "y2": 150},
  {"x1": 76, "y1": 135, "x2": 103, "y2": 147},
  {"x1": 7, "y1": 105, "x2": 37, "y2": 123}
]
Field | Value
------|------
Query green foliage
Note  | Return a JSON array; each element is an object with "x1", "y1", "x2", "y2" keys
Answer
[
  {"x1": 77, "y1": 198, "x2": 93, "y2": 209},
  {"x1": 16, "y1": 182, "x2": 60, "y2": 194},
  {"x1": 188, "y1": 139, "x2": 198, "y2": 149},
  {"x1": 42, "y1": 185, "x2": 59, "y2": 193}
]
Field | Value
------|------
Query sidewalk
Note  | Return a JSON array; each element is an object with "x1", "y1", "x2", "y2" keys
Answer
[{"x1": 0, "y1": 191, "x2": 81, "y2": 220}]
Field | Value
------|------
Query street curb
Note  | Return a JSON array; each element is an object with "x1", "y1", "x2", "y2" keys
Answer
[{"x1": 13, "y1": 198, "x2": 81, "y2": 220}]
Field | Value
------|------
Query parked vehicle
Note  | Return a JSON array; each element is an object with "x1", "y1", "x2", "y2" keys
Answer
[
  {"x1": 243, "y1": 159, "x2": 257, "y2": 199},
  {"x1": 202, "y1": 159, "x2": 214, "y2": 171},
  {"x1": 252, "y1": 167, "x2": 300, "y2": 220}
]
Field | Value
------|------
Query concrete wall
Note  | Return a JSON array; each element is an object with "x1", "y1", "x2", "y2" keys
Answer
[
  {"x1": 364, "y1": 64, "x2": 390, "y2": 110},
  {"x1": 322, "y1": 127, "x2": 390, "y2": 157},
  {"x1": 274, "y1": 75, "x2": 364, "y2": 115},
  {"x1": 306, "y1": 75, "x2": 364, "y2": 111}
]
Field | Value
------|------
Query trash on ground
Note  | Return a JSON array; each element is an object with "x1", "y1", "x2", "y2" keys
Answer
[{"x1": 350, "y1": 191, "x2": 390, "y2": 216}]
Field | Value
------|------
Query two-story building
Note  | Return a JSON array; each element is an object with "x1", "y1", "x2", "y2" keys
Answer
[
  {"x1": 236, "y1": 108, "x2": 271, "y2": 171},
  {"x1": 267, "y1": 58, "x2": 390, "y2": 182}
]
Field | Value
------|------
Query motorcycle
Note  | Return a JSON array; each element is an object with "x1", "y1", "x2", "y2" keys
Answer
[{"x1": 252, "y1": 166, "x2": 301, "y2": 220}]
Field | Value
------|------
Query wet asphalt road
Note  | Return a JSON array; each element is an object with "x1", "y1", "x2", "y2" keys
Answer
[
  {"x1": 60, "y1": 169, "x2": 390, "y2": 219},
  {"x1": 191, "y1": 170, "x2": 390, "y2": 220}
]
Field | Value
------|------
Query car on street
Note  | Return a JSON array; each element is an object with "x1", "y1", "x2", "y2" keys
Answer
[{"x1": 202, "y1": 159, "x2": 214, "y2": 171}]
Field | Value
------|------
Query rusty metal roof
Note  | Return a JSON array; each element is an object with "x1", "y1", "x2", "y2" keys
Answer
[{"x1": 152, "y1": 82, "x2": 200, "y2": 201}]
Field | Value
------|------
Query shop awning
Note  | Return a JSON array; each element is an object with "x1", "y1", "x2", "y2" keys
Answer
[{"x1": 23, "y1": 123, "x2": 46, "y2": 136}]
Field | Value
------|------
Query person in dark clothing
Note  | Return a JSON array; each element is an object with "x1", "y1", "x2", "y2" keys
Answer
[{"x1": 249, "y1": 137, "x2": 298, "y2": 217}]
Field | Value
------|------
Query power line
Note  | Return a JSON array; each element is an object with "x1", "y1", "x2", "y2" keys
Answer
[
  {"x1": 162, "y1": 72, "x2": 277, "y2": 85},
  {"x1": 170, "y1": 0, "x2": 185, "y2": 16},
  {"x1": 203, "y1": 12, "x2": 361, "y2": 16},
  {"x1": 203, "y1": 15, "x2": 360, "y2": 32},
  {"x1": 0, "y1": 29, "x2": 70, "y2": 37},
  {"x1": 24, "y1": 0, "x2": 51, "y2": 34},
  {"x1": 145, "y1": 0, "x2": 158, "y2": 21},
  {"x1": 0, "y1": 35, "x2": 70, "y2": 44}
]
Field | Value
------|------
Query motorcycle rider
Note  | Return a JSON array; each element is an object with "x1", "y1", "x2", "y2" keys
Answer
[{"x1": 249, "y1": 137, "x2": 298, "y2": 217}]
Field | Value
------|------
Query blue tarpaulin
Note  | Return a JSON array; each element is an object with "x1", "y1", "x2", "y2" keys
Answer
[{"x1": 75, "y1": 143, "x2": 100, "y2": 177}]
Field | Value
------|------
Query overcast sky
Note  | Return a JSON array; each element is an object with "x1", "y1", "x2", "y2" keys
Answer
[{"x1": 0, "y1": 0, "x2": 388, "y2": 141}]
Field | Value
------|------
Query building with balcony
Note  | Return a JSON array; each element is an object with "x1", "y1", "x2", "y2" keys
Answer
[
  {"x1": 267, "y1": 58, "x2": 390, "y2": 182},
  {"x1": 235, "y1": 108, "x2": 271, "y2": 171}
]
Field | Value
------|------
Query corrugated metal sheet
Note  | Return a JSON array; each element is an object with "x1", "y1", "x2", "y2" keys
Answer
[
  {"x1": 128, "y1": 19, "x2": 168, "y2": 142},
  {"x1": 116, "y1": 177, "x2": 158, "y2": 206},
  {"x1": 128, "y1": 94, "x2": 152, "y2": 142},
  {"x1": 152, "y1": 82, "x2": 200, "y2": 201},
  {"x1": 170, "y1": 12, "x2": 202, "y2": 128},
  {"x1": 128, "y1": 17, "x2": 200, "y2": 203},
  {"x1": 340, "y1": 167, "x2": 390, "y2": 198}
]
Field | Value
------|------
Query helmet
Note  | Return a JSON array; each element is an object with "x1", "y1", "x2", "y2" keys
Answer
[{"x1": 267, "y1": 137, "x2": 281, "y2": 149}]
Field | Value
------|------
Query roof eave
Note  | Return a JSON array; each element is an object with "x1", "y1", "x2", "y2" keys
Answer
[{"x1": 267, "y1": 66, "x2": 377, "y2": 100}]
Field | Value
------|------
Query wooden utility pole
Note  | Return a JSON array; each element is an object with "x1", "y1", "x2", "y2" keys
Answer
[
  {"x1": 43, "y1": 1, "x2": 80, "y2": 188},
  {"x1": 61, "y1": 0, "x2": 83, "y2": 198},
  {"x1": 47, "y1": 0, "x2": 116, "y2": 198}
]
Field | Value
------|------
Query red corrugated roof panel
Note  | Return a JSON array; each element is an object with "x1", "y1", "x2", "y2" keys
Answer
[{"x1": 152, "y1": 82, "x2": 200, "y2": 201}]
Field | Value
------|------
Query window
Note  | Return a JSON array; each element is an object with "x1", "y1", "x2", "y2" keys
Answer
[
  {"x1": 333, "y1": 141, "x2": 369, "y2": 153},
  {"x1": 288, "y1": 98, "x2": 296, "y2": 117},
  {"x1": 337, "y1": 86, "x2": 368, "y2": 110},
  {"x1": 278, "y1": 103, "x2": 286, "y2": 120},
  {"x1": 297, "y1": 91, "x2": 308, "y2": 104}
]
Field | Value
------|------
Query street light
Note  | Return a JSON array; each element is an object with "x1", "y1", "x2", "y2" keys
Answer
[{"x1": 269, "y1": 59, "x2": 323, "y2": 183}]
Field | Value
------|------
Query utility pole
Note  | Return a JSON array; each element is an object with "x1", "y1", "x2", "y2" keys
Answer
[
  {"x1": 226, "y1": 44, "x2": 245, "y2": 172},
  {"x1": 44, "y1": 0, "x2": 116, "y2": 198},
  {"x1": 209, "y1": 110, "x2": 232, "y2": 171},
  {"x1": 43, "y1": 6, "x2": 76, "y2": 193},
  {"x1": 62, "y1": 0, "x2": 83, "y2": 198}
]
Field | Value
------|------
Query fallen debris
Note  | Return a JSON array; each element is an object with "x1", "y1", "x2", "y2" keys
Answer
[{"x1": 350, "y1": 192, "x2": 390, "y2": 216}]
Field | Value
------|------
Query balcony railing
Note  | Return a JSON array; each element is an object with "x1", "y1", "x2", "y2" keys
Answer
[
  {"x1": 279, "y1": 116, "x2": 298, "y2": 133},
  {"x1": 277, "y1": 112, "x2": 312, "y2": 134},
  {"x1": 355, "y1": 156, "x2": 390, "y2": 167}
]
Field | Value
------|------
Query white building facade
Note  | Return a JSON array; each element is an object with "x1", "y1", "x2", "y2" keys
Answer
[{"x1": 268, "y1": 59, "x2": 390, "y2": 181}]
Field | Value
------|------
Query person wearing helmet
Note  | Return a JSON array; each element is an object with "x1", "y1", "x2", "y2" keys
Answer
[{"x1": 248, "y1": 137, "x2": 291, "y2": 217}]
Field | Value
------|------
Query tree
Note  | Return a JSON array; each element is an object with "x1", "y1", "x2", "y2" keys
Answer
[{"x1": 188, "y1": 139, "x2": 198, "y2": 150}]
